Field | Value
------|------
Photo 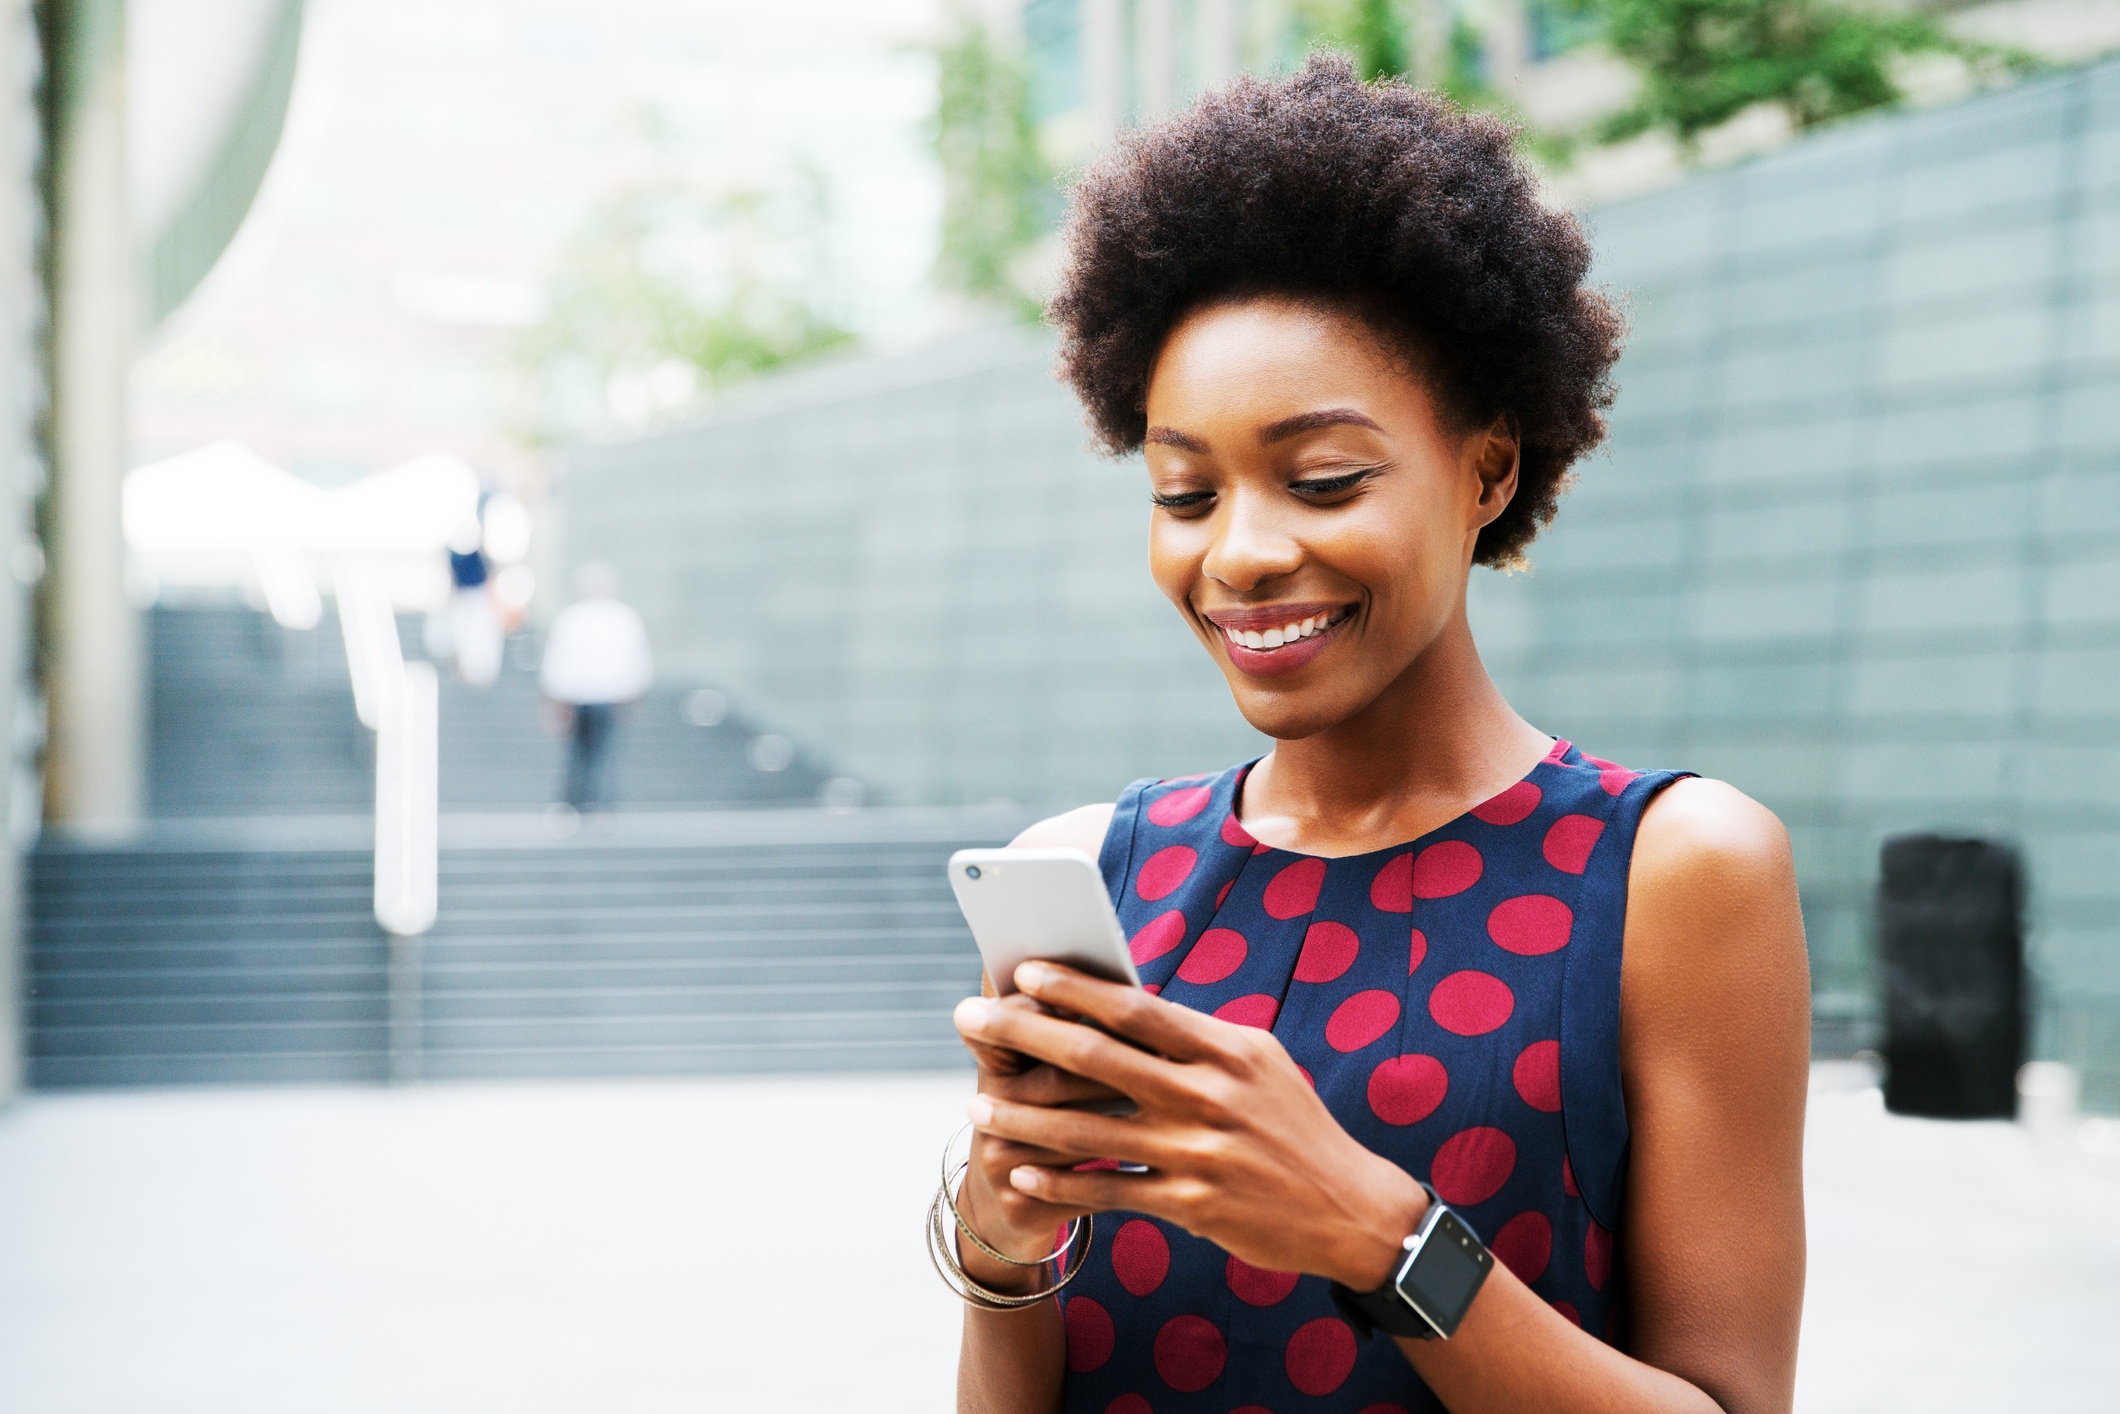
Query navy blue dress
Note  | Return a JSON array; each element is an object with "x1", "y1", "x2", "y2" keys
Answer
[{"x1": 1059, "y1": 741, "x2": 1690, "y2": 1413}]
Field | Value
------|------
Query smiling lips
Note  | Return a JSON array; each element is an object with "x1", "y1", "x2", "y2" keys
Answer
[{"x1": 1203, "y1": 604, "x2": 1353, "y2": 677}]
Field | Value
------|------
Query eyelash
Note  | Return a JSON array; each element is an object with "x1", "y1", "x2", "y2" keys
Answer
[{"x1": 1153, "y1": 469, "x2": 1379, "y2": 512}]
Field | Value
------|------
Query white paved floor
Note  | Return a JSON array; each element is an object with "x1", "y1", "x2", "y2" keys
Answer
[{"x1": 0, "y1": 1067, "x2": 2114, "y2": 1413}]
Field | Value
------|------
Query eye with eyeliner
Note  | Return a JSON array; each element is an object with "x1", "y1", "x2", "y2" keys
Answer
[
  {"x1": 1151, "y1": 489, "x2": 1215, "y2": 512},
  {"x1": 1289, "y1": 467, "x2": 1380, "y2": 498}
]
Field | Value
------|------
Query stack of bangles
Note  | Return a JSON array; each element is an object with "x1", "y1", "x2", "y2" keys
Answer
[{"x1": 926, "y1": 1121, "x2": 1094, "y2": 1310}]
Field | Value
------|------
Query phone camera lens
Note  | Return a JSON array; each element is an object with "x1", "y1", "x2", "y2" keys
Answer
[{"x1": 964, "y1": 865, "x2": 981, "y2": 880}]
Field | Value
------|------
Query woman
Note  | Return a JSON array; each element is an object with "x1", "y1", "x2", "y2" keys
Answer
[{"x1": 944, "y1": 58, "x2": 1809, "y2": 1414}]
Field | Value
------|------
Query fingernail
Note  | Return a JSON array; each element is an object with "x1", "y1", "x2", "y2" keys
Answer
[
  {"x1": 954, "y1": 997, "x2": 993, "y2": 1033},
  {"x1": 1016, "y1": 961, "x2": 1051, "y2": 992},
  {"x1": 1009, "y1": 1166, "x2": 1041, "y2": 1193},
  {"x1": 966, "y1": 1096, "x2": 993, "y2": 1126}
]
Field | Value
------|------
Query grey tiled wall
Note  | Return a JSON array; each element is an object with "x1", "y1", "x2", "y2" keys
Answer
[
  {"x1": 1471, "y1": 60, "x2": 2120, "y2": 1084},
  {"x1": 561, "y1": 59, "x2": 2120, "y2": 1090}
]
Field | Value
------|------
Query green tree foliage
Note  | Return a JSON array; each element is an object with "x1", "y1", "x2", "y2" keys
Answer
[
  {"x1": 929, "y1": 11, "x2": 1054, "y2": 318},
  {"x1": 1349, "y1": 0, "x2": 1413, "y2": 80},
  {"x1": 1572, "y1": 0, "x2": 2019, "y2": 147},
  {"x1": 519, "y1": 178, "x2": 853, "y2": 441}
]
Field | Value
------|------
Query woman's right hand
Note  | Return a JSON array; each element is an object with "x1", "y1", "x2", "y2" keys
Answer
[{"x1": 953, "y1": 986, "x2": 1129, "y2": 1284}]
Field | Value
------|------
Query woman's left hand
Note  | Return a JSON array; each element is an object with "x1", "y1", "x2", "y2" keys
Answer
[{"x1": 954, "y1": 960, "x2": 1429, "y2": 1292}]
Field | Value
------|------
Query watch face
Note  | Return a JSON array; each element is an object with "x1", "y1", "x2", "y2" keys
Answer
[{"x1": 1397, "y1": 1208, "x2": 1492, "y2": 1338}]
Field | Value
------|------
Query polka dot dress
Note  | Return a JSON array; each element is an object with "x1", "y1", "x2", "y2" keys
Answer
[{"x1": 1062, "y1": 741, "x2": 1691, "y2": 1413}]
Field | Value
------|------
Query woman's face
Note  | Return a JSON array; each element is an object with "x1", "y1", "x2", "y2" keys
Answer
[{"x1": 1143, "y1": 297, "x2": 1518, "y2": 742}]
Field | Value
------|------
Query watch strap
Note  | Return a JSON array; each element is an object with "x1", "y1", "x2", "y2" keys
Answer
[{"x1": 1327, "y1": 1181, "x2": 1461, "y2": 1344}]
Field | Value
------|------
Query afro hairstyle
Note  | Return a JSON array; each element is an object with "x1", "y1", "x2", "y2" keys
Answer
[{"x1": 1048, "y1": 54, "x2": 1624, "y2": 567}]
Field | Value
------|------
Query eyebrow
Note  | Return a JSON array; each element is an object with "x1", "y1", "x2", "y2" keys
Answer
[
  {"x1": 1145, "y1": 425, "x2": 1210, "y2": 453},
  {"x1": 1259, "y1": 408, "x2": 1385, "y2": 444}
]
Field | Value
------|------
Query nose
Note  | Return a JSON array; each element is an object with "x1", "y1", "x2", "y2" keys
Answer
[{"x1": 1201, "y1": 485, "x2": 1303, "y2": 594}]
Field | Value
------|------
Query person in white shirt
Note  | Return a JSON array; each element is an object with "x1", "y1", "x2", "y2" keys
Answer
[{"x1": 539, "y1": 562, "x2": 653, "y2": 810}]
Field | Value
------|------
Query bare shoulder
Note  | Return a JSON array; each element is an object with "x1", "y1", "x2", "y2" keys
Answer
[
  {"x1": 1010, "y1": 803, "x2": 1117, "y2": 856},
  {"x1": 1623, "y1": 775, "x2": 1809, "y2": 1042}
]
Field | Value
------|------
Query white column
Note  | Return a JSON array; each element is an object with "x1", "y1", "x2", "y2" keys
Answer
[
  {"x1": 1083, "y1": 0, "x2": 1125, "y2": 145},
  {"x1": 46, "y1": 0, "x2": 144, "y2": 827},
  {"x1": 0, "y1": 0, "x2": 36, "y2": 1106},
  {"x1": 1484, "y1": 0, "x2": 1530, "y2": 103},
  {"x1": 1196, "y1": 0, "x2": 1240, "y2": 92},
  {"x1": 1137, "y1": 0, "x2": 1177, "y2": 119},
  {"x1": 1411, "y1": 0, "x2": 1450, "y2": 90}
]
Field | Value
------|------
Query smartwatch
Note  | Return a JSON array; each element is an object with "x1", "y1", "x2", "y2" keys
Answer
[{"x1": 1329, "y1": 1182, "x2": 1494, "y2": 1341}]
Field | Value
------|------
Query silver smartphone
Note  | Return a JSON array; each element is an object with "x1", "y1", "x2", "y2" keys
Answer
[
  {"x1": 947, "y1": 846, "x2": 1145, "y2": 1121},
  {"x1": 947, "y1": 847, "x2": 1143, "y2": 996}
]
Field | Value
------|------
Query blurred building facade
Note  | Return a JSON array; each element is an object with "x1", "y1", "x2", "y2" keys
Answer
[{"x1": 560, "y1": 58, "x2": 2120, "y2": 1096}]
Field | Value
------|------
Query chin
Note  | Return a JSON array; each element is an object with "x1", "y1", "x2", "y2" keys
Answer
[{"x1": 1224, "y1": 681, "x2": 1361, "y2": 743}]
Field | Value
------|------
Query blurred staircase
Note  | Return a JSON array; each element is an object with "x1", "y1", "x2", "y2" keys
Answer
[{"x1": 28, "y1": 607, "x2": 1023, "y2": 1088}]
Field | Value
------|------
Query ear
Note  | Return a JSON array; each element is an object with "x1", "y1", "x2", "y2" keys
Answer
[{"x1": 1469, "y1": 418, "x2": 1520, "y2": 529}]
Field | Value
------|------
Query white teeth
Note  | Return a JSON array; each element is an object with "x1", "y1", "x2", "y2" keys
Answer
[
  {"x1": 1261, "y1": 628, "x2": 1284, "y2": 647},
  {"x1": 1241, "y1": 630, "x2": 1265, "y2": 648}
]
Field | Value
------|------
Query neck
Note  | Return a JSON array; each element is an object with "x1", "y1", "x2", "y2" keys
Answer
[{"x1": 1241, "y1": 608, "x2": 1552, "y2": 857}]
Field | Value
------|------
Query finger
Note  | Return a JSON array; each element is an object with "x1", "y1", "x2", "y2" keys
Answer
[
  {"x1": 976, "y1": 1133, "x2": 1101, "y2": 1179},
  {"x1": 969, "y1": 1093, "x2": 1158, "y2": 1169},
  {"x1": 1003, "y1": 1161, "x2": 1179, "y2": 1220},
  {"x1": 986, "y1": 1065, "x2": 1127, "y2": 1108},
  {"x1": 1015, "y1": 962, "x2": 1240, "y2": 1063},
  {"x1": 955, "y1": 996, "x2": 1176, "y2": 1101},
  {"x1": 958, "y1": 990, "x2": 1053, "y2": 1075}
]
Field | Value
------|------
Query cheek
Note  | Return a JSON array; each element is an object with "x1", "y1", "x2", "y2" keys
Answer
[{"x1": 1146, "y1": 519, "x2": 1204, "y2": 610}]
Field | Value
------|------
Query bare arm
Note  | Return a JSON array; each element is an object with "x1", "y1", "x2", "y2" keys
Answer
[
  {"x1": 958, "y1": 779, "x2": 1809, "y2": 1414},
  {"x1": 955, "y1": 805, "x2": 1114, "y2": 1414}
]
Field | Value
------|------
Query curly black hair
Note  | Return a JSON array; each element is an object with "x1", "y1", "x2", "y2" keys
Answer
[{"x1": 1048, "y1": 54, "x2": 1624, "y2": 567}]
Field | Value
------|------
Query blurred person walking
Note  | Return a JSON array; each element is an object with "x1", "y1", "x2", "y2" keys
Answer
[
  {"x1": 540, "y1": 562, "x2": 653, "y2": 811},
  {"x1": 441, "y1": 516, "x2": 504, "y2": 688}
]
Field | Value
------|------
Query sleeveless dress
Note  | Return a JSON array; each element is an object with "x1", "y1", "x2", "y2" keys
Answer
[{"x1": 1059, "y1": 740, "x2": 1691, "y2": 1413}]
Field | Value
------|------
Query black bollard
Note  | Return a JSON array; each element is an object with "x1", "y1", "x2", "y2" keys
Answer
[{"x1": 1876, "y1": 835, "x2": 2025, "y2": 1119}]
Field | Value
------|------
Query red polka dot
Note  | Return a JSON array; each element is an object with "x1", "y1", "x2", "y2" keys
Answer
[
  {"x1": 1428, "y1": 970, "x2": 1515, "y2": 1036},
  {"x1": 1430, "y1": 1125, "x2": 1517, "y2": 1205},
  {"x1": 1542, "y1": 738, "x2": 1572, "y2": 764},
  {"x1": 1471, "y1": 779, "x2": 1542, "y2": 825},
  {"x1": 1541, "y1": 814, "x2": 1605, "y2": 874},
  {"x1": 1263, "y1": 857, "x2": 1327, "y2": 919},
  {"x1": 1141, "y1": 983, "x2": 1162, "y2": 996},
  {"x1": 1579, "y1": 752, "x2": 1619, "y2": 770},
  {"x1": 1412, "y1": 840, "x2": 1483, "y2": 898},
  {"x1": 1105, "y1": 1396, "x2": 1153, "y2": 1414},
  {"x1": 1227, "y1": 1253, "x2": 1301, "y2": 1306},
  {"x1": 1136, "y1": 846, "x2": 1197, "y2": 901},
  {"x1": 1066, "y1": 1296, "x2": 1115, "y2": 1371},
  {"x1": 1550, "y1": 1299, "x2": 1580, "y2": 1327},
  {"x1": 1490, "y1": 1211, "x2": 1553, "y2": 1283},
  {"x1": 1147, "y1": 786, "x2": 1213, "y2": 826},
  {"x1": 1562, "y1": 1156, "x2": 1578, "y2": 1197},
  {"x1": 1369, "y1": 853, "x2": 1412, "y2": 912},
  {"x1": 1367, "y1": 1053, "x2": 1448, "y2": 1125},
  {"x1": 1585, "y1": 1221, "x2": 1614, "y2": 1291},
  {"x1": 1408, "y1": 928, "x2": 1428, "y2": 974},
  {"x1": 1296, "y1": 1064, "x2": 1314, "y2": 1088},
  {"x1": 1512, "y1": 1039, "x2": 1562, "y2": 1112},
  {"x1": 1216, "y1": 880, "x2": 1233, "y2": 910},
  {"x1": 1294, "y1": 921, "x2": 1359, "y2": 983},
  {"x1": 1285, "y1": 1317, "x2": 1358, "y2": 1396},
  {"x1": 1325, "y1": 990, "x2": 1401, "y2": 1052},
  {"x1": 1112, "y1": 1218, "x2": 1170, "y2": 1297},
  {"x1": 1215, "y1": 994, "x2": 1280, "y2": 1030},
  {"x1": 1153, "y1": 1314, "x2": 1226, "y2": 1392},
  {"x1": 1130, "y1": 910, "x2": 1187, "y2": 965},
  {"x1": 1488, "y1": 895, "x2": 1573, "y2": 955},
  {"x1": 1075, "y1": 1157, "x2": 1122, "y2": 1172},
  {"x1": 1599, "y1": 768, "x2": 1635, "y2": 796},
  {"x1": 1252, "y1": 842, "x2": 1272, "y2": 855},
  {"x1": 1177, "y1": 928, "x2": 1248, "y2": 984},
  {"x1": 1220, "y1": 812, "x2": 1255, "y2": 847}
]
